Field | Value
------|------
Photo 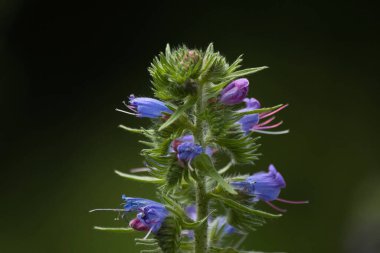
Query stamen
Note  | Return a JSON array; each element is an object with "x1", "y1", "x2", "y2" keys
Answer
[
  {"x1": 276, "y1": 198, "x2": 309, "y2": 204},
  {"x1": 255, "y1": 121, "x2": 283, "y2": 130},
  {"x1": 260, "y1": 104, "x2": 289, "y2": 119},
  {"x1": 127, "y1": 105, "x2": 137, "y2": 112},
  {"x1": 257, "y1": 116, "x2": 276, "y2": 127},
  {"x1": 265, "y1": 201, "x2": 287, "y2": 212},
  {"x1": 144, "y1": 227, "x2": 154, "y2": 239},
  {"x1": 115, "y1": 108, "x2": 137, "y2": 116},
  {"x1": 89, "y1": 208, "x2": 126, "y2": 213},
  {"x1": 187, "y1": 161, "x2": 195, "y2": 171}
]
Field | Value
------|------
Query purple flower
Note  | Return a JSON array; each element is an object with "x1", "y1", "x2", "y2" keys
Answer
[
  {"x1": 220, "y1": 78, "x2": 249, "y2": 105},
  {"x1": 117, "y1": 95, "x2": 172, "y2": 119},
  {"x1": 214, "y1": 216, "x2": 239, "y2": 236},
  {"x1": 136, "y1": 204, "x2": 169, "y2": 233},
  {"x1": 177, "y1": 142, "x2": 203, "y2": 162},
  {"x1": 171, "y1": 134, "x2": 214, "y2": 158},
  {"x1": 171, "y1": 135, "x2": 195, "y2": 152},
  {"x1": 245, "y1": 164, "x2": 286, "y2": 201},
  {"x1": 122, "y1": 195, "x2": 160, "y2": 211},
  {"x1": 238, "y1": 98, "x2": 288, "y2": 134},
  {"x1": 122, "y1": 195, "x2": 168, "y2": 233},
  {"x1": 231, "y1": 165, "x2": 308, "y2": 212}
]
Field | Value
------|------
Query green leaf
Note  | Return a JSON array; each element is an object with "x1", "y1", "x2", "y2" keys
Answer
[
  {"x1": 227, "y1": 66, "x2": 268, "y2": 79},
  {"x1": 165, "y1": 164, "x2": 185, "y2": 188},
  {"x1": 193, "y1": 154, "x2": 237, "y2": 195},
  {"x1": 161, "y1": 194, "x2": 212, "y2": 229},
  {"x1": 209, "y1": 193, "x2": 282, "y2": 219},
  {"x1": 93, "y1": 226, "x2": 135, "y2": 233},
  {"x1": 114, "y1": 170, "x2": 164, "y2": 183},
  {"x1": 118, "y1": 124, "x2": 144, "y2": 134},
  {"x1": 236, "y1": 104, "x2": 283, "y2": 117},
  {"x1": 217, "y1": 161, "x2": 233, "y2": 174},
  {"x1": 181, "y1": 209, "x2": 215, "y2": 229},
  {"x1": 158, "y1": 97, "x2": 196, "y2": 131}
]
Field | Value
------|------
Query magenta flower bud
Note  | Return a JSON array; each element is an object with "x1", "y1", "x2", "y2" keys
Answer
[
  {"x1": 129, "y1": 218, "x2": 149, "y2": 231},
  {"x1": 220, "y1": 78, "x2": 249, "y2": 105}
]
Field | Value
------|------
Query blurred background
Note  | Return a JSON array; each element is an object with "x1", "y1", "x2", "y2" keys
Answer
[{"x1": 1, "y1": 1, "x2": 379, "y2": 252}]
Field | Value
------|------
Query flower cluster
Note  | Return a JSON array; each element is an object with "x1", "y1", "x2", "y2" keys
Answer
[{"x1": 92, "y1": 44, "x2": 307, "y2": 253}]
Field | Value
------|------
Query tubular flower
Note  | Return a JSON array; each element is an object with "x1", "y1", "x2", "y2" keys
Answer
[
  {"x1": 123, "y1": 195, "x2": 168, "y2": 233},
  {"x1": 238, "y1": 98, "x2": 288, "y2": 135},
  {"x1": 231, "y1": 165, "x2": 308, "y2": 212},
  {"x1": 220, "y1": 78, "x2": 249, "y2": 105},
  {"x1": 122, "y1": 195, "x2": 159, "y2": 211},
  {"x1": 117, "y1": 94, "x2": 172, "y2": 118},
  {"x1": 136, "y1": 204, "x2": 169, "y2": 233}
]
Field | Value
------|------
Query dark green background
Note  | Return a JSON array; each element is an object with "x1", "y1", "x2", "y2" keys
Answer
[{"x1": 1, "y1": 1, "x2": 379, "y2": 252}]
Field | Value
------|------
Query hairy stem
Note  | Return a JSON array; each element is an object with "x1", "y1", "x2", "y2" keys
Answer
[
  {"x1": 194, "y1": 83, "x2": 209, "y2": 253},
  {"x1": 195, "y1": 177, "x2": 208, "y2": 253}
]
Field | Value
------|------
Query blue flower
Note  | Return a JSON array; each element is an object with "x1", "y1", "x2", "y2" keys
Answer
[
  {"x1": 136, "y1": 204, "x2": 169, "y2": 233},
  {"x1": 177, "y1": 142, "x2": 203, "y2": 162},
  {"x1": 122, "y1": 195, "x2": 168, "y2": 233},
  {"x1": 117, "y1": 95, "x2": 172, "y2": 119},
  {"x1": 122, "y1": 195, "x2": 160, "y2": 211},
  {"x1": 220, "y1": 78, "x2": 249, "y2": 105},
  {"x1": 238, "y1": 98, "x2": 288, "y2": 135},
  {"x1": 214, "y1": 216, "x2": 239, "y2": 236},
  {"x1": 171, "y1": 134, "x2": 214, "y2": 157},
  {"x1": 231, "y1": 165, "x2": 308, "y2": 212},
  {"x1": 231, "y1": 164, "x2": 285, "y2": 201}
]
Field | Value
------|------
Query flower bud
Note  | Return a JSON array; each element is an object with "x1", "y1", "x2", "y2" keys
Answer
[
  {"x1": 220, "y1": 78, "x2": 249, "y2": 105},
  {"x1": 129, "y1": 95, "x2": 172, "y2": 118},
  {"x1": 129, "y1": 218, "x2": 149, "y2": 231}
]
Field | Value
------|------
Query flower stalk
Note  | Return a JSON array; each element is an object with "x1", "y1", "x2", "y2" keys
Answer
[
  {"x1": 90, "y1": 43, "x2": 307, "y2": 253},
  {"x1": 194, "y1": 82, "x2": 209, "y2": 253}
]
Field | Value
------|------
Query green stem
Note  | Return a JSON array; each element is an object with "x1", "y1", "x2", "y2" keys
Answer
[
  {"x1": 195, "y1": 178, "x2": 208, "y2": 253},
  {"x1": 194, "y1": 83, "x2": 209, "y2": 253}
]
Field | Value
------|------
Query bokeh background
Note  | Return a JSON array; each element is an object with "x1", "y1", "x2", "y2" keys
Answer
[{"x1": 1, "y1": 1, "x2": 379, "y2": 252}]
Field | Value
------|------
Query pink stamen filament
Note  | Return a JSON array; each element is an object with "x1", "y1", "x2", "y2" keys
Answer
[
  {"x1": 127, "y1": 105, "x2": 137, "y2": 112},
  {"x1": 255, "y1": 121, "x2": 283, "y2": 130},
  {"x1": 276, "y1": 198, "x2": 309, "y2": 204},
  {"x1": 260, "y1": 104, "x2": 289, "y2": 119},
  {"x1": 257, "y1": 116, "x2": 276, "y2": 127},
  {"x1": 265, "y1": 201, "x2": 287, "y2": 213}
]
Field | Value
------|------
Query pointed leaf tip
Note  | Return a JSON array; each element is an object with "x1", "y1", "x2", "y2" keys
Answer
[{"x1": 193, "y1": 154, "x2": 237, "y2": 195}]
